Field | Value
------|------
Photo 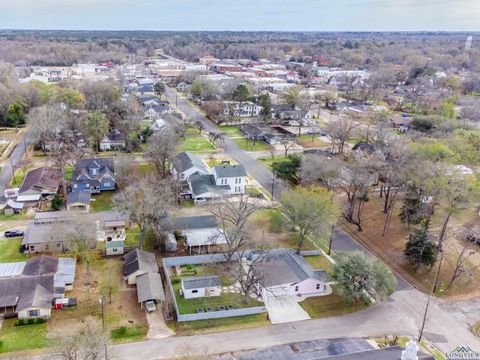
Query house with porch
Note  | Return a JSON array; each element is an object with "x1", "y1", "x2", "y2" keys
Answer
[
  {"x1": 173, "y1": 215, "x2": 227, "y2": 254},
  {"x1": 71, "y1": 158, "x2": 116, "y2": 194},
  {"x1": 99, "y1": 130, "x2": 126, "y2": 151},
  {"x1": 0, "y1": 256, "x2": 76, "y2": 320}
]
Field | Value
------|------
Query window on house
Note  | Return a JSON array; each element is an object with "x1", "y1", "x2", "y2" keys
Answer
[
  {"x1": 295, "y1": 286, "x2": 299, "y2": 292},
  {"x1": 30, "y1": 245, "x2": 35, "y2": 251},
  {"x1": 28, "y1": 309, "x2": 39, "y2": 317},
  {"x1": 104, "y1": 182, "x2": 111, "y2": 187},
  {"x1": 316, "y1": 284, "x2": 320, "y2": 290},
  {"x1": 73, "y1": 184, "x2": 77, "y2": 188},
  {"x1": 192, "y1": 289, "x2": 198, "y2": 293},
  {"x1": 113, "y1": 248, "x2": 117, "y2": 252}
]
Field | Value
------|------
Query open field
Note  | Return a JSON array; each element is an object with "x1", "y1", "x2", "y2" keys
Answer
[
  {"x1": 233, "y1": 138, "x2": 272, "y2": 151},
  {"x1": 179, "y1": 128, "x2": 216, "y2": 153},
  {"x1": 296, "y1": 134, "x2": 330, "y2": 148},
  {"x1": 219, "y1": 125, "x2": 244, "y2": 138}
]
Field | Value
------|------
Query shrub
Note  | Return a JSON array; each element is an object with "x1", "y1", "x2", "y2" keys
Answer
[
  {"x1": 118, "y1": 326, "x2": 127, "y2": 336},
  {"x1": 27, "y1": 318, "x2": 35, "y2": 325},
  {"x1": 14, "y1": 319, "x2": 25, "y2": 326},
  {"x1": 269, "y1": 211, "x2": 285, "y2": 233},
  {"x1": 171, "y1": 277, "x2": 181, "y2": 285}
]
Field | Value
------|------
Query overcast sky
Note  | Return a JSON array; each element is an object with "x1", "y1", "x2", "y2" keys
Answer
[{"x1": 0, "y1": 0, "x2": 479, "y2": 31}]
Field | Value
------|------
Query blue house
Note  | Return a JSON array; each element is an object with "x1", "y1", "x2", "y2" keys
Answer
[{"x1": 71, "y1": 158, "x2": 116, "y2": 193}]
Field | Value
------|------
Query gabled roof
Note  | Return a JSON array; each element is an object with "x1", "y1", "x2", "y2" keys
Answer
[
  {"x1": 173, "y1": 215, "x2": 218, "y2": 230},
  {"x1": 19, "y1": 167, "x2": 61, "y2": 195},
  {"x1": 72, "y1": 158, "x2": 115, "y2": 184},
  {"x1": 256, "y1": 249, "x2": 328, "y2": 288},
  {"x1": 136, "y1": 272, "x2": 164, "y2": 303},
  {"x1": 66, "y1": 191, "x2": 91, "y2": 206},
  {"x1": 123, "y1": 248, "x2": 158, "y2": 277},
  {"x1": 175, "y1": 152, "x2": 209, "y2": 174},
  {"x1": 213, "y1": 164, "x2": 247, "y2": 178},
  {"x1": 182, "y1": 276, "x2": 221, "y2": 290},
  {"x1": 102, "y1": 130, "x2": 125, "y2": 143},
  {"x1": 189, "y1": 173, "x2": 229, "y2": 197}
]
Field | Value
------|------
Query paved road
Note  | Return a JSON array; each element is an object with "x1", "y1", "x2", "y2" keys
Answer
[
  {"x1": 0, "y1": 128, "x2": 33, "y2": 194},
  {"x1": 165, "y1": 87, "x2": 288, "y2": 200}
]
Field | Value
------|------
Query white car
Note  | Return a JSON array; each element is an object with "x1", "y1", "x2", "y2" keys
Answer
[{"x1": 144, "y1": 300, "x2": 156, "y2": 313}]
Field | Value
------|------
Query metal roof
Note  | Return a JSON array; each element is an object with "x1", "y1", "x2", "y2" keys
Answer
[
  {"x1": 184, "y1": 229, "x2": 227, "y2": 247},
  {"x1": 173, "y1": 215, "x2": 218, "y2": 230},
  {"x1": 0, "y1": 262, "x2": 26, "y2": 278},
  {"x1": 182, "y1": 276, "x2": 221, "y2": 290}
]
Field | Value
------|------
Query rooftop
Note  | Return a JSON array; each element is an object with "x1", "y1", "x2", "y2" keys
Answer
[
  {"x1": 182, "y1": 276, "x2": 221, "y2": 290},
  {"x1": 213, "y1": 164, "x2": 247, "y2": 178}
]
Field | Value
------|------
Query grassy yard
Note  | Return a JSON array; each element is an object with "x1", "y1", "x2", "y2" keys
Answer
[
  {"x1": 296, "y1": 134, "x2": 329, "y2": 148},
  {"x1": 304, "y1": 255, "x2": 334, "y2": 274},
  {"x1": 300, "y1": 289, "x2": 369, "y2": 319},
  {"x1": 0, "y1": 238, "x2": 27, "y2": 263},
  {"x1": 90, "y1": 192, "x2": 115, "y2": 212},
  {"x1": 258, "y1": 156, "x2": 291, "y2": 170},
  {"x1": 171, "y1": 272, "x2": 262, "y2": 315},
  {"x1": 110, "y1": 325, "x2": 147, "y2": 343},
  {"x1": 233, "y1": 138, "x2": 272, "y2": 152},
  {"x1": 180, "y1": 128, "x2": 216, "y2": 153},
  {"x1": 125, "y1": 226, "x2": 140, "y2": 247},
  {"x1": 65, "y1": 165, "x2": 75, "y2": 181},
  {"x1": 0, "y1": 319, "x2": 48, "y2": 354},
  {"x1": 136, "y1": 162, "x2": 156, "y2": 176},
  {"x1": 0, "y1": 211, "x2": 32, "y2": 224},
  {"x1": 170, "y1": 313, "x2": 269, "y2": 336},
  {"x1": 10, "y1": 167, "x2": 34, "y2": 187},
  {"x1": 219, "y1": 125, "x2": 244, "y2": 138}
]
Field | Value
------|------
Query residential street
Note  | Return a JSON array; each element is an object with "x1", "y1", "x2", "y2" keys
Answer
[
  {"x1": 0, "y1": 128, "x2": 33, "y2": 194},
  {"x1": 165, "y1": 87, "x2": 288, "y2": 200}
]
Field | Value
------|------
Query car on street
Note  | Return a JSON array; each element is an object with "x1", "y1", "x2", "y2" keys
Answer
[{"x1": 4, "y1": 230, "x2": 24, "y2": 238}]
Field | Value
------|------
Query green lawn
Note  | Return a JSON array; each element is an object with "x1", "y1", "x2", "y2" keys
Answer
[
  {"x1": 136, "y1": 162, "x2": 156, "y2": 175},
  {"x1": 0, "y1": 239, "x2": 27, "y2": 263},
  {"x1": 233, "y1": 138, "x2": 272, "y2": 151},
  {"x1": 219, "y1": 126, "x2": 244, "y2": 138},
  {"x1": 110, "y1": 326, "x2": 147, "y2": 343},
  {"x1": 171, "y1": 275, "x2": 262, "y2": 315},
  {"x1": 300, "y1": 289, "x2": 368, "y2": 319},
  {"x1": 171, "y1": 313, "x2": 269, "y2": 336},
  {"x1": 0, "y1": 319, "x2": 48, "y2": 353},
  {"x1": 296, "y1": 134, "x2": 329, "y2": 148},
  {"x1": 90, "y1": 192, "x2": 115, "y2": 212},
  {"x1": 180, "y1": 128, "x2": 216, "y2": 152},
  {"x1": 180, "y1": 200, "x2": 195, "y2": 208},
  {"x1": 125, "y1": 226, "x2": 140, "y2": 247},
  {"x1": 304, "y1": 255, "x2": 333, "y2": 274},
  {"x1": 258, "y1": 156, "x2": 291, "y2": 170},
  {"x1": 10, "y1": 167, "x2": 32, "y2": 187},
  {"x1": 65, "y1": 165, "x2": 74, "y2": 181},
  {"x1": 0, "y1": 211, "x2": 31, "y2": 224}
]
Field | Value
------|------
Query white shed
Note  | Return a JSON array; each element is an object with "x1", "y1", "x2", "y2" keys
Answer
[{"x1": 181, "y1": 276, "x2": 222, "y2": 299}]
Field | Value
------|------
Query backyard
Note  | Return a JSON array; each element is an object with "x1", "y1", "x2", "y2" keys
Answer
[
  {"x1": 90, "y1": 191, "x2": 115, "y2": 212},
  {"x1": 0, "y1": 238, "x2": 27, "y2": 263},
  {"x1": 296, "y1": 134, "x2": 330, "y2": 148},
  {"x1": 233, "y1": 138, "x2": 272, "y2": 151},
  {"x1": 170, "y1": 263, "x2": 262, "y2": 315}
]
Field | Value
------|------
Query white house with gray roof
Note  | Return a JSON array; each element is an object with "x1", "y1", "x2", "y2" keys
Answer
[
  {"x1": 212, "y1": 164, "x2": 247, "y2": 195},
  {"x1": 172, "y1": 151, "x2": 209, "y2": 181},
  {"x1": 253, "y1": 249, "x2": 330, "y2": 299}
]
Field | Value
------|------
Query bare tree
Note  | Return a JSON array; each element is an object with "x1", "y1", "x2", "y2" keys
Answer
[
  {"x1": 57, "y1": 318, "x2": 105, "y2": 360},
  {"x1": 113, "y1": 176, "x2": 174, "y2": 249},
  {"x1": 194, "y1": 120, "x2": 204, "y2": 134},
  {"x1": 448, "y1": 239, "x2": 479, "y2": 287},
  {"x1": 280, "y1": 139, "x2": 296, "y2": 158},
  {"x1": 28, "y1": 103, "x2": 66, "y2": 152},
  {"x1": 145, "y1": 128, "x2": 179, "y2": 178},
  {"x1": 114, "y1": 155, "x2": 137, "y2": 189},
  {"x1": 325, "y1": 115, "x2": 358, "y2": 155},
  {"x1": 209, "y1": 195, "x2": 260, "y2": 260},
  {"x1": 207, "y1": 131, "x2": 225, "y2": 147}
]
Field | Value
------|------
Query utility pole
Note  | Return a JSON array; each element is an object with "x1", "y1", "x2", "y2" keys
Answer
[
  {"x1": 327, "y1": 223, "x2": 335, "y2": 255},
  {"x1": 418, "y1": 251, "x2": 443, "y2": 343},
  {"x1": 271, "y1": 174, "x2": 276, "y2": 199},
  {"x1": 99, "y1": 296, "x2": 108, "y2": 360}
]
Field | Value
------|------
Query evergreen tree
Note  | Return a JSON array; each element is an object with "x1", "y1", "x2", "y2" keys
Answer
[
  {"x1": 258, "y1": 93, "x2": 272, "y2": 122},
  {"x1": 233, "y1": 84, "x2": 250, "y2": 102},
  {"x1": 404, "y1": 220, "x2": 437, "y2": 270}
]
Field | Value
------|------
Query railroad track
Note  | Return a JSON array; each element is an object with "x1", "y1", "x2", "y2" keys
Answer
[{"x1": 339, "y1": 219, "x2": 431, "y2": 294}]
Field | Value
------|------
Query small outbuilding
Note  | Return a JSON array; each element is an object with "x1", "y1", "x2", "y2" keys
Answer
[
  {"x1": 181, "y1": 276, "x2": 222, "y2": 299},
  {"x1": 66, "y1": 191, "x2": 91, "y2": 213},
  {"x1": 106, "y1": 240, "x2": 125, "y2": 256}
]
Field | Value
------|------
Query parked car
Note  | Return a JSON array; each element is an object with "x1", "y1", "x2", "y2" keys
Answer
[
  {"x1": 144, "y1": 300, "x2": 156, "y2": 313},
  {"x1": 4, "y1": 230, "x2": 24, "y2": 238}
]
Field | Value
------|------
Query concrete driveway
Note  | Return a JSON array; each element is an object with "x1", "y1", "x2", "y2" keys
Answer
[
  {"x1": 265, "y1": 295, "x2": 310, "y2": 324},
  {"x1": 145, "y1": 310, "x2": 174, "y2": 339}
]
